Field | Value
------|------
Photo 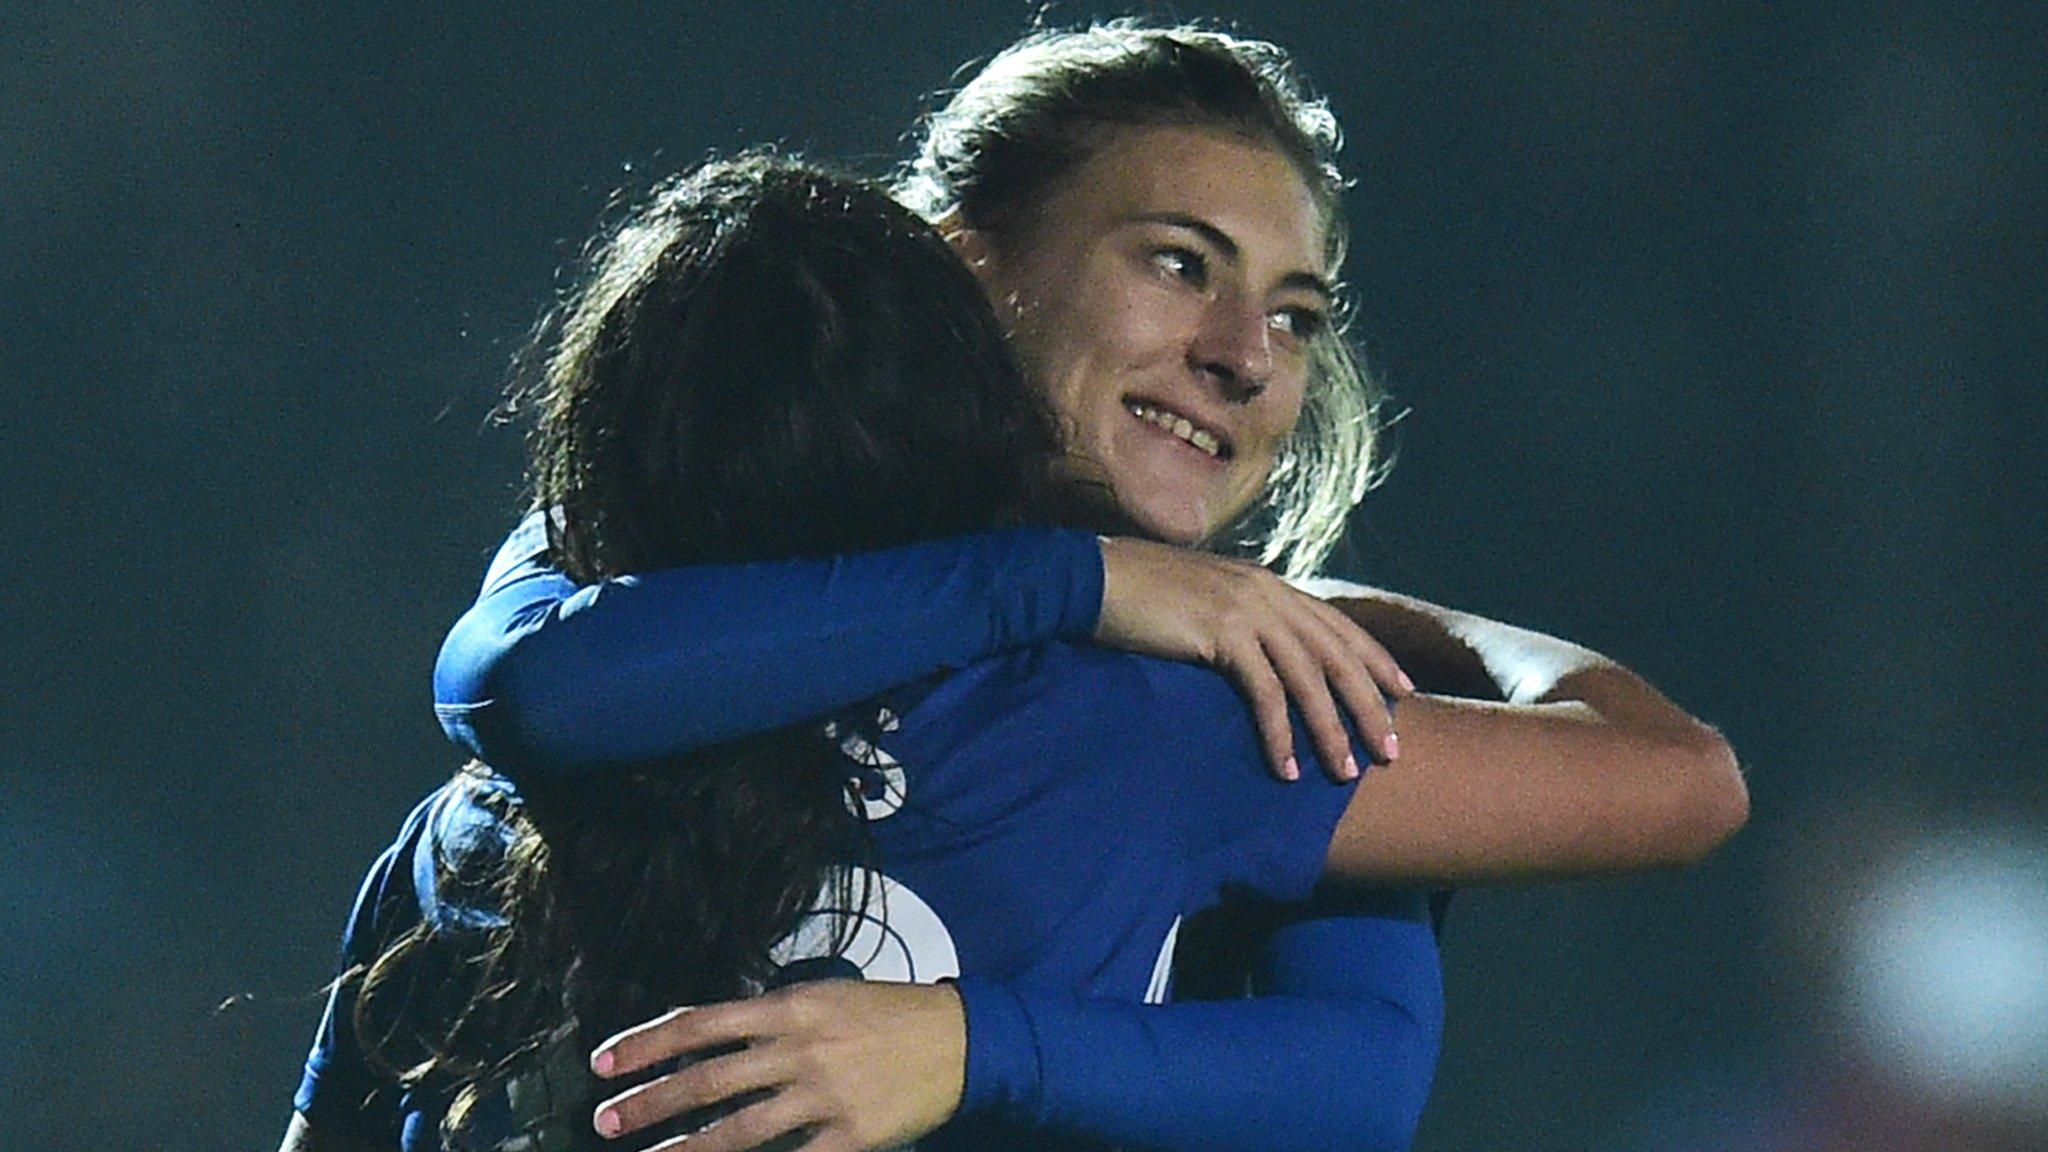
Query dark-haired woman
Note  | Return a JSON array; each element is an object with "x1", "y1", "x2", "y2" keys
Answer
[
  {"x1": 419, "y1": 19, "x2": 1745, "y2": 1152},
  {"x1": 287, "y1": 154, "x2": 1450, "y2": 1152}
]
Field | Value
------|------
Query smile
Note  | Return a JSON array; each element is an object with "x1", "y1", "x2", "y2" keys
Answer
[{"x1": 1125, "y1": 400, "x2": 1231, "y2": 460}]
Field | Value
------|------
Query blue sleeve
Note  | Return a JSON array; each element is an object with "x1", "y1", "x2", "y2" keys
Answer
[
  {"x1": 294, "y1": 800, "x2": 439, "y2": 1143},
  {"x1": 433, "y1": 514, "x2": 1106, "y2": 777},
  {"x1": 953, "y1": 893, "x2": 1443, "y2": 1152},
  {"x1": 1134, "y1": 656, "x2": 1364, "y2": 909}
]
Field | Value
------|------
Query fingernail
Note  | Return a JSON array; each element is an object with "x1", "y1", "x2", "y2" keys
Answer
[
  {"x1": 595, "y1": 1109, "x2": 622, "y2": 1138},
  {"x1": 1384, "y1": 731, "x2": 1400, "y2": 761},
  {"x1": 1283, "y1": 756, "x2": 1301, "y2": 781},
  {"x1": 1343, "y1": 754, "x2": 1360, "y2": 781},
  {"x1": 1397, "y1": 669, "x2": 1416, "y2": 693},
  {"x1": 592, "y1": 1048, "x2": 615, "y2": 1076}
]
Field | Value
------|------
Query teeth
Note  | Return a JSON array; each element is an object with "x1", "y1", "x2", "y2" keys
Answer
[{"x1": 1127, "y1": 402, "x2": 1223, "y2": 458}]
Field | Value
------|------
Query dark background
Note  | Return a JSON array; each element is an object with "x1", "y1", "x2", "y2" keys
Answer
[{"x1": 5, "y1": 3, "x2": 2043, "y2": 1149}]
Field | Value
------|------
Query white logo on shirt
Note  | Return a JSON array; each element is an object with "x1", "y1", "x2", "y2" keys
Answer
[
  {"x1": 828, "y1": 707, "x2": 908, "y2": 820},
  {"x1": 774, "y1": 707, "x2": 957, "y2": 983},
  {"x1": 770, "y1": 868, "x2": 961, "y2": 985}
]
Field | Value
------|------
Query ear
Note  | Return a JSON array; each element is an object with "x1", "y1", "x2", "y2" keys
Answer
[
  {"x1": 934, "y1": 208, "x2": 1001, "y2": 285},
  {"x1": 934, "y1": 208, "x2": 1029, "y2": 329}
]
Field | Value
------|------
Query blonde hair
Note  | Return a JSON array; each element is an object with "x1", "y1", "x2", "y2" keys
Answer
[{"x1": 1250, "y1": 329, "x2": 1391, "y2": 578}]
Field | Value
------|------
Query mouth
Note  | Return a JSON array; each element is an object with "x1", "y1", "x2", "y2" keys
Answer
[{"x1": 1124, "y1": 399, "x2": 1234, "y2": 461}]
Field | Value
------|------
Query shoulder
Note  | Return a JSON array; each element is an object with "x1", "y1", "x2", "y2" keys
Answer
[
  {"x1": 895, "y1": 642, "x2": 1252, "y2": 781},
  {"x1": 343, "y1": 775, "x2": 519, "y2": 957},
  {"x1": 479, "y1": 510, "x2": 553, "y2": 594},
  {"x1": 411, "y1": 773, "x2": 520, "y2": 934},
  {"x1": 1284, "y1": 575, "x2": 1372, "y2": 601},
  {"x1": 889, "y1": 641, "x2": 1267, "y2": 811}
]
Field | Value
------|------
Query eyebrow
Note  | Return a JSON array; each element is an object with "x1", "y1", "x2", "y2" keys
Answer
[{"x1": 1132, "y1": 211, "x2": 1334, "y2": 303}]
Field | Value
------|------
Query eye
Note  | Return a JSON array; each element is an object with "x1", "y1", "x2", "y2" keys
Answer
[
  {"x1": 1269, "y1": 305, "x2": 1329, "y2": 342},
  {"x1": 1149, "y1": 246, "x2": 1209, "y2": 289}
]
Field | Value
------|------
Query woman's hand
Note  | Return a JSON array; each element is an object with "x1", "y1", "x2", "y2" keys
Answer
[
  {"x1": 1096, "y1": 537, "x2": 1411, "y2": 781},
  {"x1": 589, "y1": 980, "x2": 965, "y2": 1152}
]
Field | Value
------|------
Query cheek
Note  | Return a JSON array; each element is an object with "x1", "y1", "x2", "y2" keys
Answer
[
  {"x1": 1247, "y1": 381, "x2": 1310, "y2": 466},
  {"x1": 1008, "y1": 325, "x2": 1098, "y2": 448},
  {"x1": 1014, "y1": 300, "x2": 1139, "y2": 438},
  {"x1": 1220, "y1": 385, "x2": 1310, "y2": 508}
]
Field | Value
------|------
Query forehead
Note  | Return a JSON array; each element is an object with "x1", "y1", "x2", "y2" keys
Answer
[{"x1": 1048, "y1": 124, "x2": 1329, "y2": 277}]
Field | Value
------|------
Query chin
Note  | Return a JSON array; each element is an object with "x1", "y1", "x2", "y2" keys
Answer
[{"x1": 1115, "y1": 496, "x2": 1221, "y2": 547}]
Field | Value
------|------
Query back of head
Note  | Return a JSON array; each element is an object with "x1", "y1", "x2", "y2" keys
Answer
[
  {"x1": 379, "y1": 156, "x2": 1061, "y2": 1150},
  {"x1": 516, "y1": 151, "x2": 1066, "y2": 1014},
  {"x1": 526, "y1": 152, "x2": 1059, "y2": 582}
]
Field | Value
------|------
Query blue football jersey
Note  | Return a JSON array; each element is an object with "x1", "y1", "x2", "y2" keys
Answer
[{"x1": 301, "y1": 641, "x2": 1357, "y2": 1150}]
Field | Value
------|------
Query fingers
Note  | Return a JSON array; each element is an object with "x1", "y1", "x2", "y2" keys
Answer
[
  {"x1": 1256, "y1": 631, "x2": 1359, "y2": 782},
  {"x1": 1295, "y1": 601, "x2": 1401, "y2": 770},
  {"x1": 1219, "y1": 636, "x2": 1299, "y2": 779},
  {"x1": 1290, "y1": 594, "x2": 1405, "y2": 772},
  {"x1": 1329, "y1": 647, "x2": 1400, "y2": 765},
  {"x1": 595, "y1": 1044, "x2": 788, "y2": 1141},
  {"x1": 1096, "y1": 538, "x2": 1413, "y2": 782},
  {"x1": 590, "y1": 981, "x2": 964, "y2": 1152},
  {"x1": 593, "y1": 1001, "x2": 761, "y2": 1079},
  {"x1": 1305, "y1": 595, "x2": 1414, "y2": 699},
  {"x1": 1255, "y1": 587, "x2": 1405, "y2": 778},
  {"x1": 647, "y1": 1089, "x2": 821, "y2": 1152}
]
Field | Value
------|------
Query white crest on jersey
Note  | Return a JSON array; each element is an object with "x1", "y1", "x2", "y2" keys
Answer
[
  {"x1": 771, "y1": 867, "x2": 961, "y2": 985},
  {"x1": 826, "y1": 707, "x2": 909, "y2": 820}
]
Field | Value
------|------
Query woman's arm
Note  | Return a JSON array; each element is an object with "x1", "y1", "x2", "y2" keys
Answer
[
  {"x1": 441, "y1": 523, "x2": 1740, "y2": 875},
  {"x1": 962, "y1": 902, "x2": 1442, "y2": 1152},
  {"x1": 1307, "y1": 580, "x2": 1749, "y2": 882},
  {"x1": 433, "y1": 518, "x2": 1105, "y2": 777},
  {"x1": 435, "y1": 519, "x2": 1403, "y2": 780},
  {"x1": 582, "y1": 905, "x2": 1441, "y2": 1152}
]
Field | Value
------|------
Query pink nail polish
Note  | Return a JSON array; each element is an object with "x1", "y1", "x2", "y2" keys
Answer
[
  {"x1": 596, "y1": 1109, "x2": 622, "y2": 1138},
  {"x1": 1343, "y1": 754, "x2": 1360, "y2": 780},
  {"x1": 1283, "y1": 756, "x2": 1300, "y2": 781},
  {"x1": 1397, "y1": 669, "x2": 1416, "y2": 693},
  {"x1": 592, "y1": 1049, "x2": 614, "y2": 1076},
  {"x1": 1385, "y1": 732, "x2": 1400, "y2": 761}
]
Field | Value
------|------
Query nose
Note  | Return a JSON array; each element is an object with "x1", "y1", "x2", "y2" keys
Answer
[{"x1": 1189, "y1": 297, "x2": 1274, "y2": 403}]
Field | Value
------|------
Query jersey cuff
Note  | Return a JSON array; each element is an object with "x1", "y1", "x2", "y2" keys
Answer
[
  {"x1": 1029, "y1": 528, "x2": 1105, "y2": 642},
  {"x1": 953, "y1": 976, "x2": 1044, "y2": 1119}
]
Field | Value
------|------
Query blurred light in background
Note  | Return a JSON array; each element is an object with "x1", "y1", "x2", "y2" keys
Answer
[{"x1": 1843, "y1": 828, "x2": 2048, "y2": 1119}]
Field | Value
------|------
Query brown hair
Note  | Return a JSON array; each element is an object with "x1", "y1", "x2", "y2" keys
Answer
[{"x1": 355, "y1": 152, "x2": 1063, "y2": 1150}]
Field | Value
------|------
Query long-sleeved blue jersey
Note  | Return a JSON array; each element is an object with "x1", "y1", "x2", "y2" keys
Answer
[{"x1": 298, "y1": 516, "x2": 1443, "y2": 1151}]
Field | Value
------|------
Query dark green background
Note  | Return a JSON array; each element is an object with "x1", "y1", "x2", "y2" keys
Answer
[{"x1": 5, "y1": 3, "x2": 2042, "y2": 1148}]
